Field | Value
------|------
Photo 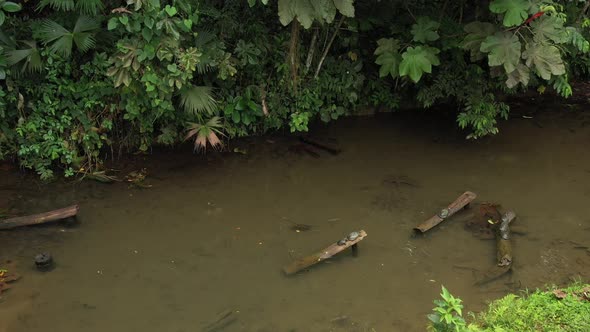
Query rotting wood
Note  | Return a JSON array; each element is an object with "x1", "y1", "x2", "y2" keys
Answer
[
  {"x1": 475, "y1": 211, "x2": 516, "y2": 286},
  {"x1": 0, "y1": 205, "x2": 79, "y2": 230},
  {"x1": 414, "y1": 191, "x2": 477, "y2": 233},
  {"x1": 283, "y1": 230, "x2": 367, "y2": 275}
]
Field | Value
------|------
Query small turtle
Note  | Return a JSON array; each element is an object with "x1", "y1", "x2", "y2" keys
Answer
[
  {"x1": 337, "y1": 238, "x2": 348, "y2": 246},
  {"x1": 438, "y1": 208, "x2": 450, "y2": 219},
  {"x1": 347, "y1": 231, "x2": 360, "y2": 241}
]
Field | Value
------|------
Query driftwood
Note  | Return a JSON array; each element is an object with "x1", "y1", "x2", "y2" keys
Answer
[
  {"x1": 414, "y1": 191, "x2": 477, "y2": 233},
  {"x1": 0, "y1": 205, "x2": 79, "y2": 230},
  {"x1": 475, "y1": 211, "x2": 516, "y2": 286},
  {"x1": 283, "y1": 230, "x2": 367, "y2": 275}
]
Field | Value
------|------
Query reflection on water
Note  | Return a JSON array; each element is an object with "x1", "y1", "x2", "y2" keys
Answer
[{"x1": 1, "y1": 109, "x2": 590, "y2": 332}]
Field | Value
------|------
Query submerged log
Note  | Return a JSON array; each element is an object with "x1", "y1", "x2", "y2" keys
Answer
[
  {"x1": 414, "y1": 191, "x2": 477, "y2": 233},
  {"x1": 0, "y1": 205, "x2": 79, "y2": 230},
  {"x1": 299, "y1": 136, "x2": 342, "y2": 155},
  {"x1": 475, "y1": 211, "x2": 516, "y2": 286},
  {"x1": 283, "y1": 230, "x2": 367, "y2": 275},
  {"x1": 203, "y1": 309, "x2": 237, "y2": 332},
  {"x1": 496, "y1": 211, "x2": 515, "y2": 266}
]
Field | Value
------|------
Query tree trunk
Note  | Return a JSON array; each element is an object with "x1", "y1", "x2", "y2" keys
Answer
[{"x1": 288, "y1": 20, "x2": 301, "y2": 92}]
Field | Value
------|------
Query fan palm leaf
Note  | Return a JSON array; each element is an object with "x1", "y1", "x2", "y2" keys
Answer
[
  {"x1": 36, "y1": 16, "x2": 99, "y2": 57},
  {"x1": 185, "y1": 116, "x2": 225, "y2": 153},
  {"x1": 6, "y1": 40, "x2": 42, "y2": 73},
  {"x1": 37, "y1": 0, "x2": 75, "y2": 12},
  {"x1": 75, "y1": 0, "x2": 104, "y2": 15},
  {"x1": 179, "y1": 85, "x2": 218, "y2": 116}
]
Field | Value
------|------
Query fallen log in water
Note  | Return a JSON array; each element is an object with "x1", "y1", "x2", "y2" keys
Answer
[
  {"x1": 414, "y1": 191, "x2": 477, "y2": 233},
  {"x1": 299, "y1": 136, "x2": 342, "y2": 155},
  {"x1": 283, "y1": 230, "x2": 367, "y2": 275},
  {"x1": 0, "y1": 205, "x2": 79, "y2": 230},
  {"x1": 475, "y1": 211, "x2": 516, "y2": 286}
]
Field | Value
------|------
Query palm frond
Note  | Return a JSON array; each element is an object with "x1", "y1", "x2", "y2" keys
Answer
[
  {"x1": 0, "y1": 30, "x2": 16, "y2": 49},
  {"x1": 76, "y1": 0, "x2": 104, "y2": 15},
  {"x1": 73, "y1": 16, "x2": 99, "y2": 52},
  {"x1": 184, "y1": 116, "x2": 225, "y2": 153},
  {"x1": 36, "y1": 17, "x2": 99, "y2": 57},
  {"x1": 6, "y1": 41, "x2": 42, "y2": 73},
  {"x1": 37, "y1": 0, "x2": 75, "y2": 12},
  {"x1": 179, "y1": 85, "x2": 218, "y2": 116}
]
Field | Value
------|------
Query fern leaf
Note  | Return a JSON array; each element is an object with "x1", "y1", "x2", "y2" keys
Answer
[{"x1": 179, "y1": 85, "x2": 218, "y2": 115}]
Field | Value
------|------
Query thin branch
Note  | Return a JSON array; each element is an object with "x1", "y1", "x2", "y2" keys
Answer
[
  {"x1": 314, "y1": 15, "x2": 345, "y2": 79},
  {"x1": 438, "y1": 0, "x2": 449, "y2": 24},
  {"x1": 403, "y1": 1, "x2": 416, "y2": 22},
  {"x1": 577, "y1": 1, "x2": 590, "y2": 24},
  {"x1": 305, "y1": 26, "x2": 319, "y2": 74}
]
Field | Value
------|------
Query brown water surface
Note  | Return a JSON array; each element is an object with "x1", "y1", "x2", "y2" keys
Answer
[{"x1": 1, "y1": 110, "x2": 590, "y2": 332}]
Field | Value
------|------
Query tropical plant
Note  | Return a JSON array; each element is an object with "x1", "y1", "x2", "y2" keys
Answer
[{"x1": 185, "y1": 116, "x2": 225, "y2": 152}]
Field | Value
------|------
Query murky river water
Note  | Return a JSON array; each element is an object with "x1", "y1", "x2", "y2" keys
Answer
[{"x1": 1, "y1": 108, "x2": 590, "y2": 332}]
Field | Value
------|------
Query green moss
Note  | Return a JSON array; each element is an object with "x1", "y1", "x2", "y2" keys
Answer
[{"x1": 473, "y1": 283, "x2": 590, "y2": 331}]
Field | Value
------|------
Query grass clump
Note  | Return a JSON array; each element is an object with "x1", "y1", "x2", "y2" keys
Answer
[{"x1": 429, "y1": 283, "x2": 590, "y2": 332}]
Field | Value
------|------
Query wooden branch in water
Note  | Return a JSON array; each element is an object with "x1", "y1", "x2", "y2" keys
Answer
[
  {"x1": 283, "y1": 230, "x2": 367, "y2": 275},
  {"x1": 0, "y1": 205, "x2": 79, "y2": 230},
  {"x1": 475, "y1": 211, "x2": 516, "y2": 286},
  {"x1": 414, "y1": 191, "x2": 477, "y2": 233}
]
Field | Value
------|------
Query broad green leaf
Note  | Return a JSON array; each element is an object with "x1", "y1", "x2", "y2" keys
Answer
[
  {"x1": 461, "y1": 22, "x2": 497, "y2": 61},
  {"x1": 480, "y1": 32, "x2": 521, "y2": 73},
  {"x1": 248, "y1": 0, "x2": 256, "y2": 7},
  {"x1": 119, "y1": 16, "x2": 129, "y2": 25},
  {"x1": 399, "y1": 46, "x2": 440, "y2": 82},
  {"x1": 411, "y1": 16, "x2": 439, "y2": 43},
  {"x1": 278, "y1": 0, "x2": 296, "y2": 26},
  {"x1": 333, "y1": 0, "x2": 354, "y2": 17},
  {"x1": 531, "y1": 16, "x2": 566, "y2": 43},
  {"x1": 374, "y1": 38, "x2": 401, "y2": 78},
  {"x1": 164, "y1": 5, "x2": 177, "y2": 17},
  {"x1": 311, "y1": 0, "x2": 337, "y2": 24},
  {"x1": 0, "y1": 11, "x2": 4, "y2": 26},
  {"x1": 489, "y1": 0, "x2": 529, "y2": 27},
  {"x1": 292, "y1": 0, "x2": 315, "y2": 28},
  {"x1": 505, "y1": 63, "x2": 530, "y2": 88},
  {"x1": 2, "y1": 2, "x2": 22, "y2": 12},
  {"x1": 278, "y1": 0, "x2": 315, "y2": 28},
  {"x1": 522, "y1": 43, "x2": 565, "y2": 80},
  {"x1": 107, "y1": 18, "x2": 118, "y2": 30}
]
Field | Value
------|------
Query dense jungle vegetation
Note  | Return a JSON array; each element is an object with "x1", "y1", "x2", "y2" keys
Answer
[{"x1": 0, "y1": 0, "x2": 589, "y2": 179}]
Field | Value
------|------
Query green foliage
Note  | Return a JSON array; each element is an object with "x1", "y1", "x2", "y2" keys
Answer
[
  {"x1": 374, "y1": 38, "x2": 401, "y2": 78},
  {"x1": 479, "y1": 32, "x2": 521, "y2": 74},
  {"x1": 2, "y1": 0, "x2": 590, "y2": 178},
  {"x1": 489, "y1": 0, "x2": 530, "y2": 27},
  {"x1": 399, "y1": 46, "x2": 440, "y2": 82},
  {"x1": 411, "y1": 16, "x2": 440, "y2": 43},
  {"x1": 427, "y1": 286, "x2": 468, "y2": 332},
  {"x1": 277, "y1": 0, "x2": 355, "y2": 28},
  {"x1": 474, "y1": 283, "x2": 590, "y2": 331}
]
